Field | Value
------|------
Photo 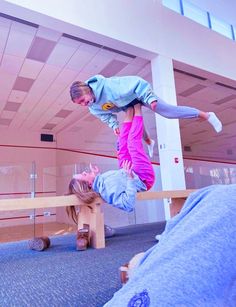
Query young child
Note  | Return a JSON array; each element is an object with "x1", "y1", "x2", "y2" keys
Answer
[
  {"x1": 70, "y1": 75, "x2": 223, "y2": 140},
  {"x1": 66, "y1": 103, "x2": 155, "y2": 220}
]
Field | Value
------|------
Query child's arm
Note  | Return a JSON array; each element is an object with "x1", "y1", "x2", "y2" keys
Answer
[
  {"x1": 89, "y1": 107, "x2": 119, "y2": 130},
  {"x1": 105, "y1": 161, "x2": 137, "y2": 212},
  {"x1": 107, "y1": 180, "x2": 137, "y2": 213}
]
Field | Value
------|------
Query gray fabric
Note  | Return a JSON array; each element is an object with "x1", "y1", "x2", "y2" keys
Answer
[
  {"x1": 86, "y1": 75, "x2": 200, "y2": 129},
  {"x1": 105, "y1": 184, "x2": 236, "y2": 306},
  {"x1": 146, "y1": 96, "x2": 200, "y2": 119},
  {"x1": 93, "y1": 169, "x2": 147, "y2": 212}
]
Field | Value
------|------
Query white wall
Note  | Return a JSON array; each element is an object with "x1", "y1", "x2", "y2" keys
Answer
[
  {"x1": 0, "y1": 129, "x2": 56, "y2": 194},
  {"x1": 0, "y1": 128, "x2": 55, "y2": 147}
]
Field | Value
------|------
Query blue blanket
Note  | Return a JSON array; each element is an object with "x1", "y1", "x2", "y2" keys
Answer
[{"x1": 104, "y1": 184, "x2": 236, "y2": 306}]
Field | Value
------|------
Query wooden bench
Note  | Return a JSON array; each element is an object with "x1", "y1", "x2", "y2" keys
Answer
[
  {"x1": 137, "y1": 189, "x2": 196, "y2": 217},
  {"x1": 0, "y1": 195, "x2": 104, "y2": 249},
  {"x1": 0, "y1": 189, "x2": 195, "y2": 249}
]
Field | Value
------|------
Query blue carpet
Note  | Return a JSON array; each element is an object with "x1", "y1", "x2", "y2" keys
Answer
[{"x1": 0, "y1": 222, "x2": 165, "y2": 307}]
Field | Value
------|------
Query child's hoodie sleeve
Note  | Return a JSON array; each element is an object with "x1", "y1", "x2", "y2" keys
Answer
[{"x1": 89, "y1": 107, "x2": 119, "y2": 129}]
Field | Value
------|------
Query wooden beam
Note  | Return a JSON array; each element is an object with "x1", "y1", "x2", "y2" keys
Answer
[
  {"x1": 137, "y1": 189, "x2": 195, "y2": 200},
  {"x1": 0, "y1": 189, "x2": 196, "y2": 211},
  {"x1": 0, "y1": 195, "x2": 80, "y2": 211}
]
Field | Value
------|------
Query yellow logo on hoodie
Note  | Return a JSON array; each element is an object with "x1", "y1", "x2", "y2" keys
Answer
[{"x1": 102, "y1": 102, "x2": 115, "y2": 110}]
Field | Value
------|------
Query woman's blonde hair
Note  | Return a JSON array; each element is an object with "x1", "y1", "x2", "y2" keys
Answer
[
  {"x1": 70, "y1": 81, "x2": 91, "y2": 101},
  {"x1": 66, "y1": 178, "x2": 100, "y2": 224}
]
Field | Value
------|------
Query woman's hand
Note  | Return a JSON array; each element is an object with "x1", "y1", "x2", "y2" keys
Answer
[
  {"x1": 122, "y1": 160, "x2": 134, "y2": 178},
  {"x1": 89, "y1": 163, "x2": 99, "y2": 175}
]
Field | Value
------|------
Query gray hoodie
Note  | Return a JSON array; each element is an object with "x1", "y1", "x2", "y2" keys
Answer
[
  {"x1": 92, "y1": 169, "x2": 147, "y2": 212},
  {"x1": 86, "y1": 75, "x2": 158, "y2": 129}
]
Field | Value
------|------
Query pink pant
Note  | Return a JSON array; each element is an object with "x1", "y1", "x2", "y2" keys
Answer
[{"x1": 117, "y1": 116, "x2": 155, "y2": 190}]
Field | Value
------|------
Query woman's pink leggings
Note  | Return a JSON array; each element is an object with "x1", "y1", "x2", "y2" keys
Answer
[{"x1": 117, "y1": 116, "x2": 155, "y2": 190}]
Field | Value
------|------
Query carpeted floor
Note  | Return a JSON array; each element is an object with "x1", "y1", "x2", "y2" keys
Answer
[{"x1": 0, "y1": 222, "x2": 165, "y2": 307}]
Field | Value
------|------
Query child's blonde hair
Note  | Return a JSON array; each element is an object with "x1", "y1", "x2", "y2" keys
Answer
[{"x1": 70, "y1": 81, "x2": 91, "y2": 101}]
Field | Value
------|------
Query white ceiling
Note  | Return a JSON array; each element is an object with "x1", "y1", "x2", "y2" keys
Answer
[{"x1": 0, "y1": 13, "x2": 236, "y2": 162}]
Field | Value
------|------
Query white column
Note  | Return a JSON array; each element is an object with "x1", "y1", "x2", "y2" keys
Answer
[{"x1": 151, "y1": 55, "x2": 186, "y2": 220}]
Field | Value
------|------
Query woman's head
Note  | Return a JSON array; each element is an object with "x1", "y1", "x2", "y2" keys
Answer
[
  {"x1": 68, "y1": 178, "x2": 98, "y2": 203},
  {"x1": 70, "y1": 81, "x2": 94, "y2": 106},
  {"x1": 73, "y1": 170, "x2": 96, "y2": 187},
  {"x1": 66, "y1": 178, "x2": 100, "y2": 224}
]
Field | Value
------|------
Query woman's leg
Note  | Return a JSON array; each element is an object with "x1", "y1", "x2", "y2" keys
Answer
[
  {"x1": 117, "y1": 107, "x2": 133, "y2": 168},
  {"x1": 122, "y1": 99, "x2": 155, "y2": 157},
  {"x1": 128, "y1": 104, "x2": 155, "y2": 190}
]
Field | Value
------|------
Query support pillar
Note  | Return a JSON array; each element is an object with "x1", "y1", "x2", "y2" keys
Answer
[{"x1": 151, "y1": 55, "x2": 186, "y2": 220}]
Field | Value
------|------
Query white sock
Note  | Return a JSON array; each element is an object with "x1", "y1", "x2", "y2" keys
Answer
[
  {"x1": 207, "y1": 112, "x2": 222, "y2": 133},
  {"x1": 147, "y1": 139, "x2": 155, "y2": 158},
  {"x1": 155, "y1": 234, "x2": 161, "y2": 241}
]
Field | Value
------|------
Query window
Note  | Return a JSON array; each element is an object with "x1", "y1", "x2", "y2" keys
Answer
[
  {"x1": 162, "y1": 0, "x2": 181, "y2": 14},
  {"x1": 210, "y1": 15, "x2": 233, "y2": 39},
  {"x1": 162, "y1": 0, "x2": 235, "y2": 41},
  {"x1": 231, "y1": 25, "x2": 236, "y2": 40},
  {"x1": 183, "y1": 0, "x2": 209, "y2": 27}
]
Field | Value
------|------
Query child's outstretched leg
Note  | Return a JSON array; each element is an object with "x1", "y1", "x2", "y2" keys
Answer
[
  {"x1": 117, "y1": 107, "x2": 133, "y2": 168},
  {"x1": 128, "y1": 104, "x2": 155, "y2": 190},
  {"x1": 149, "y1": 98, "x2": 222, "y2": 133}
]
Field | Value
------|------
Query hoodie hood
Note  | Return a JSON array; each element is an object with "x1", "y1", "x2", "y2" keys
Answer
[{"x1": 86, "y1": 75, "x2": 106, "y2": 102}]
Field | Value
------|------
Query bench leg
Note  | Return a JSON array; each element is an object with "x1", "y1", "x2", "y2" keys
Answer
[
  {"x1": 170, "y1": 198, "x2": 186, "y2": 217},
  {"x1": 77, "y1": 203, "x2": 105, "y2": 249}
]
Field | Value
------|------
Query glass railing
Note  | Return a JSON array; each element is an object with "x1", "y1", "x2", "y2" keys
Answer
[
  {"x1": 0, "y1": 162, "x2": 34, "y2": 243},
  {"x1": 0, "y1": 161, "x2": 137, "y2": 245},
  {"x1": 1, "y1": 159, "x2": 235, "y2": 245},
  {"x1": 0, "y1": 162, "x2": 77, "y2": 244},
  {"x1": 40, "y1": 164, "x2": 77, "y2": 241},
  {"x1": 184, "y1": 159, "x2": 236, "y2": 189}
]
